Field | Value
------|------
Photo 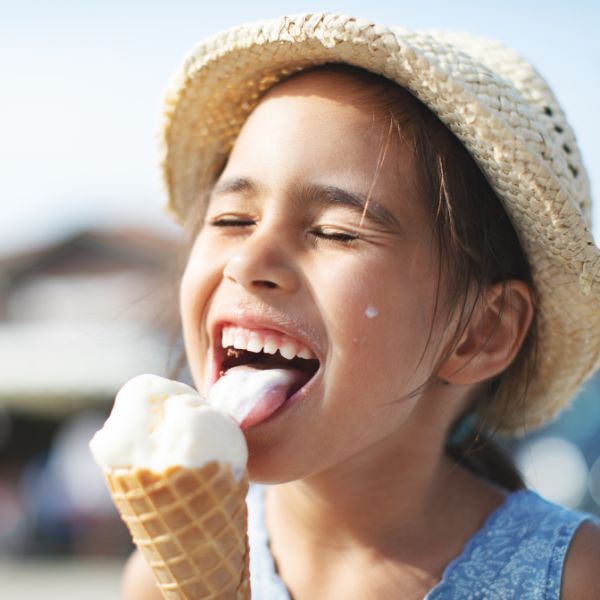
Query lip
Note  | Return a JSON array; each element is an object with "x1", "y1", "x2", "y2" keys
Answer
[{"x1": 207, "y1": 309, "x2": 324, "y2": 392}]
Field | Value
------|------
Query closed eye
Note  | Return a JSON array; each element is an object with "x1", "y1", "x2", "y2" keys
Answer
[
  {"x1": 209, "y1": 217, "x2": 255, "y2": 228},
  {"x1": 310, "y1": 228, "x2": 359, "y2": 244}
]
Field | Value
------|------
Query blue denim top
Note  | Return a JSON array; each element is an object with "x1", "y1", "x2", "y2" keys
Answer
[{"x1": 247, "y1": 484, "x2": 597, "y2": 599}]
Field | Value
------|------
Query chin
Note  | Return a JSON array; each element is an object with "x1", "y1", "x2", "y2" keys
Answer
[{"x1": 246, "y1": 444, "x2": 315, "y2": 485}]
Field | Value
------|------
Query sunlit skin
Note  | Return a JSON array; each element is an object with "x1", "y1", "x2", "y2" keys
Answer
[
  {"x1": 181, "y1": 74, "x2": 465, "y2": 483},
  {"x1": 123, "y1": 68, "x2": 600, "y2": 600}
]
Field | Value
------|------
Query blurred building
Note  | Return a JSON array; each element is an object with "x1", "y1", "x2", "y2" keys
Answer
[
  {"x1": 0, "y1": 228, "x2": 181, "y2": 411},
  {"x1": 0, "y1": 227, "x2": 182, "y2": 555}
]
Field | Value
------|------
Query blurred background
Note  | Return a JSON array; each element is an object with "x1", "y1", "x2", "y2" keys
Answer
[{"x1": 2, "y1": 1, "x2": 599, "y2": 597}]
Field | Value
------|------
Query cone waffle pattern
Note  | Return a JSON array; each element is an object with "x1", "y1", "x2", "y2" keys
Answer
[{"x1": 106, "y1": 462, "x2": 250, "y2": 599}]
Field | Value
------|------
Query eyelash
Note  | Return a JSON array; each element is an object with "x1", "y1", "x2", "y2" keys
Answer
[
  {"x1": 210, "y1": 218, "x2": 253, "y2": 228},
  {"x1": 311, "y1": 229, "x2": 358, "y2": 244},
  {"x1": 208, "y1": 218, "x2": 359, "y2": 245}
]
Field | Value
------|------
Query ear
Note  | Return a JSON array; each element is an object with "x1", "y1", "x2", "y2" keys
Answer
[{"x1": 437, "y1": 280, "x2": 534, "y2": 385}]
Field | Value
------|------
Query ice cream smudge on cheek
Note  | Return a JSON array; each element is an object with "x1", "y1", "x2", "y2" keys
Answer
[{"x1": 365, "y1": 304, "x2": 379, "y2": 319}]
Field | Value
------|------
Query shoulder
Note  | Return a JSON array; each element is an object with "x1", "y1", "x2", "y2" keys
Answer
[
  {"x1": 561, "y1": 519, "x2": 600, "y2": 599},
  {"x1": 433, "y1": 490, "x2": 596, "y2": 598}
]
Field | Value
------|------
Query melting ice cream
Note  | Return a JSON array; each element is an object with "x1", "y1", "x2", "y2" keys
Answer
[{"x1": 89, "y1": 374, "x2": 247, "y2": 477}]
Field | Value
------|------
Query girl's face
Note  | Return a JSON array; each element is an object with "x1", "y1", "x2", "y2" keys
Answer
[{"x1": 181, "y1": 72, "x2": 448, "y2": 482}]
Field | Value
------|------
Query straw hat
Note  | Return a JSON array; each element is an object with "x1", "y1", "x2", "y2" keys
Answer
[{"x1": 160, "y1": 13, "x2": 600, "y2": 433}]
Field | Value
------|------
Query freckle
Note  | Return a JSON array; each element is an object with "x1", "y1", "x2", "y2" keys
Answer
[{"x1": 365, "y1": 304, "x2": 379, "y2": 319}]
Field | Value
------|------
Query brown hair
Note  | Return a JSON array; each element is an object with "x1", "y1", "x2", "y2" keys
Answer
[{"x1": 280, "y1": 64, "x2": 538, "y2": 490}]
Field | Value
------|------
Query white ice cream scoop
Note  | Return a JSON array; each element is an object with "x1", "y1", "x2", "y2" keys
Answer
[{"x1": 89, "y1": 374, "x2": 248, "y2": 477}]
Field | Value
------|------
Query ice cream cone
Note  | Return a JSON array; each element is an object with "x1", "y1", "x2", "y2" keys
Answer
[{"x1": 105, "y1": 461, "x2": 250, "y2": 600}]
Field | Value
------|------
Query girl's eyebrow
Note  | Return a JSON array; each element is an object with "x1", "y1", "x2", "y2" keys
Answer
[
  {"x1": 212, "y1": 176, "x2": 401, "y2": 231},
  {"x1": 212, "y1": 177, "x2": 258, "y2": 196},
  {"x1": 301, "y1": 182, "x2": 401, "y2": 232}
]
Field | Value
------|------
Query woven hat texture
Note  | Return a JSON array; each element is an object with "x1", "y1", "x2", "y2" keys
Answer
[{"x1": 160, "y1": 13, "x2": 600, "y2": 433}]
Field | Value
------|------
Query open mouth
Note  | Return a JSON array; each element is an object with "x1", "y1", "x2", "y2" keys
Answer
[
  {"x1": 221, "y1": 346, "x2": 319, "y2": 381},
  {"x1": 210, "y1": 325, "x2": 320, "y2": 429}
]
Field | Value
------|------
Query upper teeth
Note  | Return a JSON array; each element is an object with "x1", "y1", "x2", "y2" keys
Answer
[{"x1": 221, "y1": 325, "x2": 316, "y2": 360}]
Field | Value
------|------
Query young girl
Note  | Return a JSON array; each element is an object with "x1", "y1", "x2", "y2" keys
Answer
[{"x1": 124, "y1": 13, "x2": 600, "y2": 599}]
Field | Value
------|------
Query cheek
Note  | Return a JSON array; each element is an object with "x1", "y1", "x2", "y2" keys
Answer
[
  {"x1": 321, "y1": 255, "x2": 438, "y2": 377},
  {"x1": 180, "y1": 237, "x2": 220, "y2": 323},
  {"x1": 179, "y1": 241, "x2": 223, "y2": 376},
  {"x1": 179, "y1": 259, "x2": 204, "y2": 333},
  {"x1": 179, "y1": 265, "x2": 204, "y2": 380}
]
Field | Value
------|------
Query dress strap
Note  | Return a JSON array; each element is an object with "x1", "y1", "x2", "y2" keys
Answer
[{"x1": 426, "y1": 490, "x2": 597, "y2": 599}]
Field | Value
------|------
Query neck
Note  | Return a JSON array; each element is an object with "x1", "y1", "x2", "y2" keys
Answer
[
  {"x1": 267, "y1": 423, "x2": 458, "y2": 555},
  {"x1": 263, "y1": 398, "x2": 507, "y2": 599}
]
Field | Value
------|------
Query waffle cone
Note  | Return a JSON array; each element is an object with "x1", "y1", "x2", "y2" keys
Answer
[{"x1": 105, "y1": 461, "x2": 250, "y2": 599}]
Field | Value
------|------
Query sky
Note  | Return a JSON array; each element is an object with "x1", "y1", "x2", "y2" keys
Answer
[{"x1": 2, "y1": 0, "x2": 599, "y2": 254}]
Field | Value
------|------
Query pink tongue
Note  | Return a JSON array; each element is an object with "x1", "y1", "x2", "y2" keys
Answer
[
  {"x1": 208, "y1": 365, "x2": 309, "y2": 430},
  {"x1": 240, "y1": 371, "x2": 304, "y2": 429}
]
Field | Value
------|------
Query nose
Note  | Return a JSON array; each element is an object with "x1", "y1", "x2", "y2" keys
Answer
[{"x1": 223, "y1": 231, "x2": 300, "y2": 293}]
